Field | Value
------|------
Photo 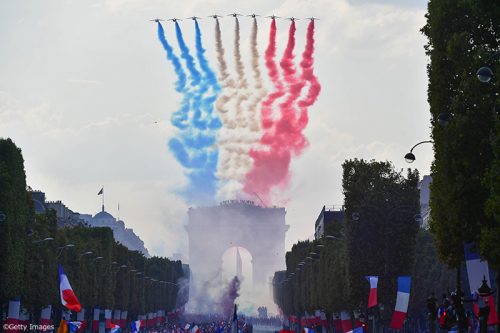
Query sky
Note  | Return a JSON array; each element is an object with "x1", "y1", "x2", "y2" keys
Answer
[{"x1": 0, "y1": 0, "x2": 432, "y2": 262}]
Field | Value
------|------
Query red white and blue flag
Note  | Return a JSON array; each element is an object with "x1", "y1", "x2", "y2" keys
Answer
[
  {"x1": 390, "y1": 276, "x2": 411, "y2": 330},
  {"x1": 464, "y1": 243, "x2": 499, "y2": 325},
  {"x1": 109, "y1": 323, "x2": 121, "y2": 333},
  {"x1": 366, "y1": 276, "x2": 378, "y2": 308},
  {"x1": 58, "y1": 265, "x2": 82, "y2": 312},
  {"x1": 131, "y1": 320, "x2": 141, "y2": 333},
  {"x1": 340, "y1": 311, "x2": 352, "y2": 333}
]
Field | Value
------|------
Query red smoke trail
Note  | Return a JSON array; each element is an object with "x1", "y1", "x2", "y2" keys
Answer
[
  {"x1": 243, "y1": 21, "x2": 320, "y2": 205},
  {"x1": 297, "y1": 21, "x2": 321, "y2": 131},
  {"x1": 260, "y1": 19, "x2": 285, "y2": 129}
]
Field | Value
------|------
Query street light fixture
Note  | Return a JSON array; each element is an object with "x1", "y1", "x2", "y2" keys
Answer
[
  {"x1": 476, "y1": 51, "x2": 499, "y2": 83},
  {"x1": 33, "y1": 237, "x2": 54, "y2": 244},
  {"x1": 92, "y1": 256, "x2": 103, "y2": 263},
  {"x1": 404, "y1": 140, "x2": 433, "y2": 163},
  {"x1": 80, "y1": 251, "x2": 93, "y2": 258},
  {"x1": 56, "y1": 244, "x2": 75, "y2": 259}
]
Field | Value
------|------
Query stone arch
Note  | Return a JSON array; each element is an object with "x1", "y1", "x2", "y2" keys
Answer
[{"x1": 186, "y1": 200, "x2": 289, "y2": 304}]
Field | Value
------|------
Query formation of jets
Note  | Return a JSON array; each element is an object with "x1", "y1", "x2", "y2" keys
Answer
[{"x1": 151, "y1": 14, "x2": 319, "y2": 23}]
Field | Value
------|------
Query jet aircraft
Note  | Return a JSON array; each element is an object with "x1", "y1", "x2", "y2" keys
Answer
[
  {"x1": 186, "y1": 16, "x2": 202, "y2": 20},
  {"x1": 266, "y1": 14, "x2": 281, "y2": 19},
  {"x1": 168, "y1": 18, "x2": 182, "y2": 22},
  {"x1": 247, "y1": 13, "x2": 260, "y2": 18},
  {"x1": 149, "y1": 18, "x2": 164, "y2": 22},
  {"x1": 307, "y1": 17, "x2": 320, "y2": 21},
  {"x1": 287, "y1": 17, "x2": 299, "y2": 21},
  {"x1": 227, "y1": 13, "x2": 243, "y2": 17},
  {"x1": 208, "y1": 14, "x2": 222, "y2": 19}
]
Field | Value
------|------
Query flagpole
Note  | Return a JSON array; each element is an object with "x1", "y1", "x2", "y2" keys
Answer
[{"x1": 102, "y1": 186, "x2": 104, "y2": 212}]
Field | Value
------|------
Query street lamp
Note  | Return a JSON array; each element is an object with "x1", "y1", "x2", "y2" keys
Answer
[
  {"x1": 477, "y1": 276, "x2": 496, "y2": 333},
  {"x1": 404, "y1": 140, "x2": 433, "y2": 163},
  {"x1": 56, "y1": 244, "x2": 74, "y2": 259},
  {"x1": 33, "y1": 237, "x2": 54, "y2": 244},
  {"x1": 80, "y1": 251, "x2": 93, "y2": 258},
  {"x1": 476, "y1": 51, "x2": 499, "y2": 83}
]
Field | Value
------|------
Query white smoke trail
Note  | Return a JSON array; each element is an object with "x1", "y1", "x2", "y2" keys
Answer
[{"x1": 214, "y1": 18, "x2": 257, "y2": 200}]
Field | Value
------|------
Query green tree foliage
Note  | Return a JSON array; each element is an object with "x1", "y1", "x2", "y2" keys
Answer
[
  {"x1": 422, "y1": 0, "x2": 499, "y2": 270},
  {"x1": 0, "y1": 138, "x2": 31, "y2": 304},
  {"x1": 343, "y1": 159, "x2": 420, "y2": 311},
  {"x1": 409, "y1": 229, "x2": 455, "y2": 317},
  {"x1": 274, "y1": 159, "x2": 424, "y2": 320},
  {"x1": 0, "y1": 138, "x2": 188, "y2": 318}
]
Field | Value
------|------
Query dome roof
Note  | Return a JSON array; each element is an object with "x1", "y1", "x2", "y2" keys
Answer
[{"x1": 94, "y1": 210, "x2": 114, "y2": 219}]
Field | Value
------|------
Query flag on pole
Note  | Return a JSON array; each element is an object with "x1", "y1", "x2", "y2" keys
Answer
[
  {"x1": 333, "y1": 313, "x2": 342, "y2": 333},
  {"x1": 390, "y1": 276, "x2": 411, "y2": 329},
  {"x1": 98, "y1": 188, "x2": 103, "y2": 195},
  {"x1": 340, "y1": 311, "x2": 352, "y2": 333},
  {"x1": 464, "y1": 243, "x2": 499, "y2": 325},
  {"x1": 68, "y1": 321, "x2": 82, "y2": 333},
  {"x1": 93, "y1": 308, "x2": 100, "y2": 333},
  {"x1": 346, "y1": 328, "x2": 364, "y2": 333},
  {"x1": 58, "y1": 265, "x2": 82, "y2": 312},
  {"x1": 5, "y1": 299, "x2": 21, "y2": 333},
  {"x1": 366, "y1": 276, "x2": 378, "y2": 308},
  {"x1": 109, "y1": 323, "x2": 121, "y2": 333},
  {"x1": 191, "y1": 325, "x2": 201, "y2": 333},
  {"x1": 131, "y1": 320, "x2": 141, "y2": 333}
]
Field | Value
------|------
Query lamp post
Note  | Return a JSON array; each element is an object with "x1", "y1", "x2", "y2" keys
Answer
[
  {"x1": 477, "y1": 276, "x2": 496, "y2": 333},
  {"x1": 476, "y1": 51, "x2": 500, "y2": 83},
  {"x1": 404, "y1": 140, "x2": 433, "y2": 163}
]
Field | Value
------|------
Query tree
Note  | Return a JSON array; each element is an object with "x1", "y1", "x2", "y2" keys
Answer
[
  {"x1": 342, "y1": 159, "x2": 420, "y2": 312},
  {"x1": 0, "y1": 138, "x2": 31, "y2": 306},
  {"x1": 422, "y1": 0, "x2": 499, "y2": 269}
]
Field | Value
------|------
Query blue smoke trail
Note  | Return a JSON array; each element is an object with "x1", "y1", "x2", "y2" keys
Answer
[
  {"x1": 165, "y1": 21, "x2": 220, "y2": 204},
  {"x1": 157, "y1": 21, "x2": 217, "y2": 204},
  {"x1": 194, "y1": 20, "x2": 222, "y2": 131}
]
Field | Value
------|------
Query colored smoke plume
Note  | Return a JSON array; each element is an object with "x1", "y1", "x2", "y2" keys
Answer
[
  {"x1": 297, "y1": 20, "x2": 321, "y2": 128},
  {"x1": 219, "y1": 276, "x2": 241, "y2": 318},
  {"x1": 165, "y1": 22, "x2": 219, "y2": 204},
  {"x1": 244, "y1": 21, "x2": 320, "y2": 205}
]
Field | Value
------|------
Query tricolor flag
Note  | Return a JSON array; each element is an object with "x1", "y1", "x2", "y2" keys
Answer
[
  {"x1": 184, "y1": 323, "x2": 192, "y2": 331},
  {"x1": 58, "y1": 265, "x2": 82, "y2": 312},
  {"x1": 332, "y1": 313, "x2": 342, "y2": 333},
  {"x1": 5, "y1": 299, "x2": 21, "y2": 333},
  {"x1": 464, "y1": 243, "x2": 499, "y2": 325},
  {"x1": 109, "y1": 323, "x2": 121, "y2": 333},
  {"x1": 366, "y1": 276, "x2": 378, "y2": 308},
  {"x1": 340, "y1": 311, "x2": 352, "y2": 333},
  {"x1": 131, "y1": 320, "x2": 141, "y2": 333},
  {"x1": 390, "y1": 276, "x2": 411, "y2": 330},
  {"x1": 68, "y1": 321, "x2": 82, "y2": 333},
  {"x1": 191, "y1": 325, "x2": 201, "y2": 333},
  {"x1": 93, "y1": 308, "x2": 100, "y2": 333},
  {"x1": 346, "y1": 328, "x2": 364, "y2": 333},
  {"x1": 302, "y1": 328, "x2": 315, "y2": 333}
]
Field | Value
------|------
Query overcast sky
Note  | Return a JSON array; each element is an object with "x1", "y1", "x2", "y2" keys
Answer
[{"x1": 0, "y1": 0, "x2": 432, "y2": 261}]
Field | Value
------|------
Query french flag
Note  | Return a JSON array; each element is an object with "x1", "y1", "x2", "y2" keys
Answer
[
  {"x1": 93, "y1": 308, "x2": 100, "y2": 333},
  {"x1": 464, "y1": 243, "x2": 499, "y2": 325},
  {"x1": 340, "y1": 311, "x2": 352, "y2": 333},
  {"x1": 40, "y1": 305, "x2": 52, "y2": 327},
  {"x1": 59, "y1": 265, "x2": 82, "y2": 312},
  {"x1": 131, "y1": 320, "x2": 141, "y2": 333},
  {"x1": 390, "y1": 276, "x2": 411, "y2": 330},
  {"x1": 109, "y1": 323, "x2": 121, "y2": 333},
  {"x1": 333, "y1": 313, "x2": 342, "y2": 333},
  {"x1": 366, "y1": 276, "x2": 378, "y2": 308},
  {"x1": 5, "y1": 299, "x2": 21, "y2": 333}
]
